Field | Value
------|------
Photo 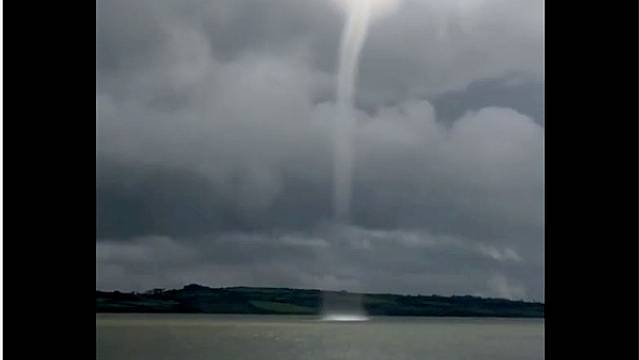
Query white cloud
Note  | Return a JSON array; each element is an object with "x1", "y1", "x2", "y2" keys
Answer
[{"x1": 477, "y1": 244, "x2": 523, "y2": 262}]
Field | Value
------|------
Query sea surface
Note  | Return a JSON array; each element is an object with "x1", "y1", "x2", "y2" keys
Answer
[{"x1": 96, "y1": 313, "x2": 544, "y2": 360}]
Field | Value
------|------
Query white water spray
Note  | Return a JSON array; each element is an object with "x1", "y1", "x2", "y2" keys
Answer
[{"x1": 332, "y1": 0, "x2": 401, "y2": 222}]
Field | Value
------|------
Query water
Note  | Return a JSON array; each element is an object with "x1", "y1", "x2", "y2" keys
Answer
[{"x1": 96, "y1": 314, "x2": 544, "y2": 360}]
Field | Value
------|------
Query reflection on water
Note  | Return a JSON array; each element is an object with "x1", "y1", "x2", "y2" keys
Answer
[{"x1": 96, "y1": 314, "x2": 544, "y2": 360}]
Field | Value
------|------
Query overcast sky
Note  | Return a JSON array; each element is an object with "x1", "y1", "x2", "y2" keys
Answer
[{"x1": 96, "y1": 0, "x2": 544, "y2": 300}]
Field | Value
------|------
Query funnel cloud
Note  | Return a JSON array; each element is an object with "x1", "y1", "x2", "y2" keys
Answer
[{"x1": 333, "y1": 0, "x2": 401, "y2": 221}]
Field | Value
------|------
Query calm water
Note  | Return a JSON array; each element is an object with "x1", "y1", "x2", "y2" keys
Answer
[{"x1": 96, "y1": 314, "x2": 544, "y2": 360}]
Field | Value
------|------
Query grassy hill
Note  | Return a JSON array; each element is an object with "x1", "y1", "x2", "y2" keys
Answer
[{"x1": 96, "y1": 284, "x2": 544, "y2": 318}]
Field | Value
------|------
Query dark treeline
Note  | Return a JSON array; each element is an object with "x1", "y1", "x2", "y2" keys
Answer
[{"x1": 96, "y1": 284, "x2": 544, "y2": 318}]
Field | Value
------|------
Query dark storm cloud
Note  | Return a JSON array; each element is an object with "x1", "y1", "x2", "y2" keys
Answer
[
  {"x1": 97, "y1": 156, "x2": 335, "y2": 238},
  {"x1": 97, "y1": 157, "x2": 244, "y2": 238},
  {"x1": 96, "y1": 0, "x2": 544, "y2": 300},
  {"x1": 432, "y1": 77, "x2": 544, "y2": 125}
]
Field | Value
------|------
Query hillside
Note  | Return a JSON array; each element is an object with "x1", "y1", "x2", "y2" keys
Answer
[{"x1": 96, "y1": 284, "x2": 544, "y2": 318}]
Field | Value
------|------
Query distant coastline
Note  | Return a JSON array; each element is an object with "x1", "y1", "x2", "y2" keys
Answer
[{"x1": 96, "y1": 284, "x2": 544, "y2": 318}]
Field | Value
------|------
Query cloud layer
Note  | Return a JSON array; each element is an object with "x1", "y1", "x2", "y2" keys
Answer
[{"x1": 97, "y1": 0, "x2": 543, "y2": 300}]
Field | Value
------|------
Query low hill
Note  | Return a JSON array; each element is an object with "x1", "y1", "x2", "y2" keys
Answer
[{"x1": 96, "y1": 284, "x2": 544, "y2": 318}]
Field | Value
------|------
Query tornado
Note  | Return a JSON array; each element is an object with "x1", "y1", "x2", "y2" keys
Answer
[{"x1": 332, "y1": 0, "x2": 400, "y2": 222}]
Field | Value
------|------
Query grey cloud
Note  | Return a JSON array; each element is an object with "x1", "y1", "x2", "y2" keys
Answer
[
  {"x1": 98, "y1": 99, "x2": 542, "y2": 244},
  {"x1": 97, "y1": 226, "x2": 539, "y2": 299},
  {"x1": 97, "y1": 0, "x2": 543, "y2": 106},
  {"x1": 96, "y1": 0, "x2": 544, "y2": 300},
  {"x1": 432, "y1": 78, "x2": 544, "y2": 125}
]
